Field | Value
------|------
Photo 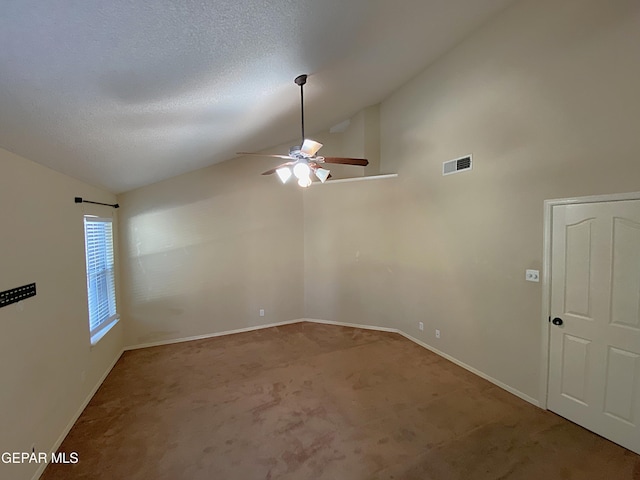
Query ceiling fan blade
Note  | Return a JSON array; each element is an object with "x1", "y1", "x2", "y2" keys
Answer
[
  {"x1": 300, "y1": 139, "x2": 323, "y2": 156},
  {"x1": 237, "y1": 152, "x2": 294, "y2": 160},
  {"x1": 322, "y1": 157, "x2": 369, "y2": 166},
  {"x1": 261, "y1": 162, "x2": 295, "y2": 175}
]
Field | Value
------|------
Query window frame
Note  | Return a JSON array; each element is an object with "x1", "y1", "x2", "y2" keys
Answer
[{"x1": 83, "y1": 215, "x2": 119, "y2": 345}]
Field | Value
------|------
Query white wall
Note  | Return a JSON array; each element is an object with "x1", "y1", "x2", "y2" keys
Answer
[
  {"x1": 5, "y1": 3, "x2": 640, "y2": 477},
  {"x1": 117, "y1": 155, "x2": 305, "y2": 347},
  {"x1": 312, "y1": 104, "x2": 381, "y2": 178},
  {"x1": 304, "y1": 0, "x2": 640, "y2": 401},
  {"x1": 116, "y1": 105, "x2": 380, "y2": 348},
  {"x1": 0, "y1": 148, "x2": 123, "y2": 480}
]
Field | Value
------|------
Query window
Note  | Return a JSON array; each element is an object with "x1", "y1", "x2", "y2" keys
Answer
[{"x1": 84, "y1": 216, "x2": 119, "y2": 344}]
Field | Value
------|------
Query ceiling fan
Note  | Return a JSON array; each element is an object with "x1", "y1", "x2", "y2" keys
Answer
[{"x1": 237, "y1": 74, "x2": 369, "y2": 187}]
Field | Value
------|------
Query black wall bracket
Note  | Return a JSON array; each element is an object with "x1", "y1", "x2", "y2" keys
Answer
[
  {"x1": 0, "y1": 283, "x2": 36, "y2": 308},
  {"x1": 75, "y1": 197, "x2": 119, "y2": 209}
]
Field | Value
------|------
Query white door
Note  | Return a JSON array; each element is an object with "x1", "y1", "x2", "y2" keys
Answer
[{"x1": 549, "y1": 199, "x2": 640, "y2": 454}]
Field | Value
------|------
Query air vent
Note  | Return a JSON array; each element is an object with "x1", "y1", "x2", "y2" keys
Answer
[{"x1": 443, "y1": 155, "x2": 472, "y2": 176}]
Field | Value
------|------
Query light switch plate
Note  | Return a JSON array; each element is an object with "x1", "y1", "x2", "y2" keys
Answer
[{"x1": 525, "y1": 269, "x2": 540, "y2": 282}]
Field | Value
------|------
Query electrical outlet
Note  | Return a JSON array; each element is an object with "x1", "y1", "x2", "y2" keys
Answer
[
  {"x1": 418, "y1": 322, "x2": 424, "y2": 331},
  {"x1": 435, "y1": 329, "x2": 441, "y2": 339},
  {"x1": 525, "y1": 269, "x2": 540, "y2": 282},
  {"x1": 259, "y1": 309, "x2": 265, "y2": 317}
]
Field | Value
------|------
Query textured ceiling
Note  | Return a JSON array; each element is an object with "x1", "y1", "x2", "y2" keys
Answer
[{"x1": 0, "y1": 0, "x2": 515, "y2": 193}]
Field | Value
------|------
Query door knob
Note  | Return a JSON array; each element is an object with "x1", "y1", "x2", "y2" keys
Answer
[{"x1": 552, "y1": 317, "x2": 563, "y2": 326}]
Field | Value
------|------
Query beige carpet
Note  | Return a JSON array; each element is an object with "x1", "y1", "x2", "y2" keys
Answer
[{"x1": 42, "y1": 322, "x2": 639, "y2": 479}]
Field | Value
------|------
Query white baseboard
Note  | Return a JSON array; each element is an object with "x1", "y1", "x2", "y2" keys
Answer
[
  {"x1": 124, "y1": 317, "x2": 540, "y2": 408},
  {"x1": 37, "y1": 316, "x2": 539, "y2": 480},
  {"x1": 301, "y1": 318, "x2": 398, "y2": 334},
  {"x1": 123, "y1": 319, "x2": 304, "y2": 351},
  {"x1": 31, "y1": 348, "x2": 125, "y2": 480},
  {"x1": 301, "y1": 319, "x2": 539, "y2": 407},
  {"x1": 397, "y1": 331, "x2": 540, "y2": 407}
]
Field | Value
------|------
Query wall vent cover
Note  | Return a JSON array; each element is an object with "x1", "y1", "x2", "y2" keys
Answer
[{"x1": 443, "y1": 155, "x2": 472, "y2": 176}]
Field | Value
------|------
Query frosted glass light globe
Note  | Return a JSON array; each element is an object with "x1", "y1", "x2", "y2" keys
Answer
[
  {"x1": 297, "y1": 176, "x2": 312, "y2": 188},
  {"x1": 293, "y1": 162, "x2": 310, "y2": 180},
  {"x1": 276, "y1": 167, "x2": 292, "y2": 184}
]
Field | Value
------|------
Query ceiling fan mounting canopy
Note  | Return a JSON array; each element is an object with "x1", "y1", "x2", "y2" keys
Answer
[
  {"x1": 236, "y1": 74, "x2": 369, "y2": 186},
  {"x1": 294, "y1": 74, "x2": 307, "y2": 87}
]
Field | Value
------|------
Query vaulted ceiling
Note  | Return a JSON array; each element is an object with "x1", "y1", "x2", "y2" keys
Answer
[{"x1": 0, "y1": 0, "x2": 515, "y2": 193}]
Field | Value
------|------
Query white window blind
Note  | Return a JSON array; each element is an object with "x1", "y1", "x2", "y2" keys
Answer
[{"x1": 84, "y1": 216, "x2": 118, "y2": 337}]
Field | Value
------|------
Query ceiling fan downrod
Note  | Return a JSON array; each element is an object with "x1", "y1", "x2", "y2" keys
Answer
[
  {"x1": 236, "y1": 73, "x2": 368, "y2": 185},
  {"x1": 294, "y1": 74, "x2": 307, "y2": 145}
]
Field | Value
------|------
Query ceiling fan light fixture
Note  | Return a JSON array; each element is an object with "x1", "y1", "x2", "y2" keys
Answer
[
  {"x1": 241, "y1": 75, "x2": 368, "y2": 185},
  {"x1": 275, "y1": 167, "x2": 292, "y2": 184},
  {"x1": 297, "y1": 176, "x2": 312, "y2": 188},
  {"x1": 293, "y1": 162, "x2": 310, "y2": 180},
  {"x1": 315, "y1": 167, "x2": 330, "y2": 183},
  {"x1": 300, "y1": 139, "x2": 323, "y2": 157}
]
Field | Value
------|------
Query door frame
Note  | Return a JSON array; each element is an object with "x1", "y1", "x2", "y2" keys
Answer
[{"x1": 539, "y1": 190, "x2": 640, "y2": 409}]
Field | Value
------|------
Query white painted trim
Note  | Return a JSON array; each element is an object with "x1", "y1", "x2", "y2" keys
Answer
[
  {"x1": 90, "y1": 316, "x2": 120, "y2": 347},
  {"x1": 31, "y1": 348, "x2": 125, "y2": 480},
  {"x1": 125, "y1": 317, "x2": 539, "y2": 407},
  {"x1": 36, "y1": 313, "x2": 542, "y2": 480},
  {"x1": 539, "y1": 191, "x2": 640, "y2": 410},
  {"x1": 123, "y1": 319, "x2": 303, "y2": 351},
  {"x1": 398, "y1": 331, "x2": 540, "y2": 407},
  {"x1": 544, "y1": 191, "x2": 640, "y2": 206},
  {"x1": 301, "y1": 318, "x2": 398, "y2": 334},
  {"x1": 539, "y1": 199, "x2": 553, "y2": 409},
  {"x1": 311, "y1": 173, "x2": 398, "y2": 185},
  {"x1": 305, "y1": 318, "x2": 539, "y2": 407}
]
